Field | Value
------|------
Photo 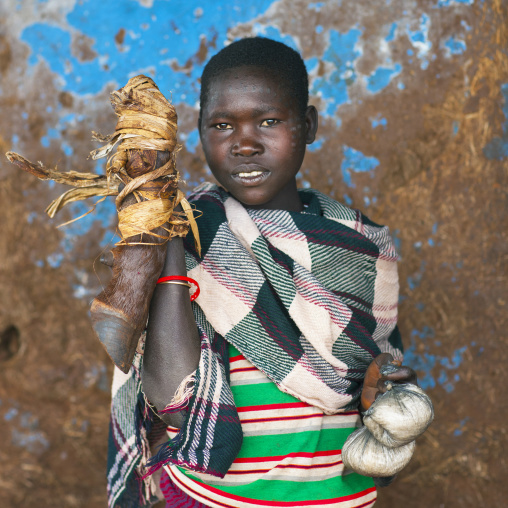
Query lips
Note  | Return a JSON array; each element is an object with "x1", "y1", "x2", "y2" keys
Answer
[{"x1": 231, "y1": 165, "x2": 270, "y2": 186}]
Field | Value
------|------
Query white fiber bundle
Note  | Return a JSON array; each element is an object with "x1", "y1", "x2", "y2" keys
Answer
[
  {"x1": 342, "y1": 426, "x2": 416, "y2": 477},
  {"x1": 363, "y1": 368, "x2": 434, "y2": 448}
]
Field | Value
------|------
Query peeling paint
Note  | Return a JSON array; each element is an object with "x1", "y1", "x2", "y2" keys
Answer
[
  {"x1": 367, "y1": 63, "x2": 402, "y2": 93},
  {"x1": 407, "y1": 13, "x2": 432, "y2": 70},
  {"x1": 404, "y1": 326, "x2": 468, "y2": 392},
  {"x1": 312, "y1": 28, "x2": 362, "y2": 115},
  {"x1": 341, "y1": 146, "x2": 379, "y2": 188}
]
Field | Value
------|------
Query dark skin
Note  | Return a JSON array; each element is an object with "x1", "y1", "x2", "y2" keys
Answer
[{"x1": 141, "y1": 66, "x2": 417, "y2": 440}]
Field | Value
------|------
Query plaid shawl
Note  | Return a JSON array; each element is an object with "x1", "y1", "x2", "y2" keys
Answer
[{"x1": 107, "y1": 183, "x2": 403, "y2": 507}]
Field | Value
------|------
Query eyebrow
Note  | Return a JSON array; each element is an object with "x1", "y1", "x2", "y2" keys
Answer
[{"x1": 207, "y1": 105, "x2": 285, "y2": 119}]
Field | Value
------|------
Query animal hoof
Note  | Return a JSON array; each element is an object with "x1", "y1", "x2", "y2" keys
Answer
[{"x1": 90, "y1": 302, "x2": 141, "y2": 373}]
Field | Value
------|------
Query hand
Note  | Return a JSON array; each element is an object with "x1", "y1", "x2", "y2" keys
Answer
[{"x1": 360, "y1": 353, "x2": 417, "y2": 412}]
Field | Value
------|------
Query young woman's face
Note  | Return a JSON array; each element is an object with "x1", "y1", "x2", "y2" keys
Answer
[{"x1": 199, "y1": 66, "x2": 317, "y2": 212}]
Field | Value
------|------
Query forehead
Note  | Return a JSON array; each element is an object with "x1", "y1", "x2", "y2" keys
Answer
[{"x1": 202, "y1": 66, "x2": 296, "y2": 115}]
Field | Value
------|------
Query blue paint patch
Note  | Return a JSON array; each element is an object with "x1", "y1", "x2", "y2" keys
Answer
[
  {"x1": 21, "y1": 0, "x2": 277, "y2": 101},
  {"x1": 47, "y1": 253, "x2": 64, "y2": 268},
  {"x1": 309, "y1": 2, "x2": 324, "y2": 11},
  {"x1": 461, "y1": 20, "x2": 472, "y2": 31},
  {"x1": 343, "y1": 194, "x2": 352, "y2": 206},
  {"x1": 385, "y1": 22, "x2": 397, "y2": 42},
  {"x1": 340, "y1": 146, "x2": 379, "y2": 188},
  {"x1": 312, "y1": 28, "x2": 362, "y2": 116},
  {"x1": 4, "y1": 407, "x2": 18, "y2": 421},
  {"x1": 53, "y1": 196, "x2": 117, "y2": 259},
  {"x1": 11, "y1": 428, "x2": 50, "y2": 454},
  {"x1": 296, "y1": 177, "x2": 311, "y2": 189},
  {"x1": 316, "y1": 25, "x2": 324, "y2": 34},
  {"x1": 407, "y1": 260, "x2": 426, "y2": 290},
  {"x1": 397, "y1": 82, "x2": 405, "y2": 90},
  {"x1": 483, "y1": 83, "x2": 508, "y2": 160},
  {"x1": 403, "y1": 328, "x2": 469, "y2": 392},
  {"x1": 252, "y1": 25, "x2": 299, "y2": 53},
  {"x1": 407, "y1": 13, "x2": 432, "y2": 70},
  {"x1": 440, "y1": 346, "x2": 467, "y2": 369},
  {"x1": 452, "y1": 120, "x2": 460, "y2": 136},
  {"x1": 20, "y1": 412, "x2": 39, "y2": 430},
  {"x1": 100, "y1": 230, "x2": 121, "y2": 248},
  {"x1": 182, "y1": 128, "x2": 200, "y2": 154},
  {"x1": 371, "y1": 115, "x2": 388, "y2": 129},
  {"x1": 454, "y1": 417, "x2": 469, "y2": 436},
  {"x1": 437, "y1": 0, "x2": 474, "y2": 6},
  {"x1": 367, "y1": 63, "x2": 402, "y2": 93},
  {"x1": 307, "y1": 137, "x2": 325, "y2": 152},
  {"x1": 62, "y1": 143, "x2": 74, "y2": 156},
  {"x1": 444, "y1": 36, "x2": 467, "y2": 55}
]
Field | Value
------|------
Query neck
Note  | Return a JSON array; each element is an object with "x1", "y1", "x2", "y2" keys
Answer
[{"x1": 245, "y1": 180, "x2": 303, "y2": 212}]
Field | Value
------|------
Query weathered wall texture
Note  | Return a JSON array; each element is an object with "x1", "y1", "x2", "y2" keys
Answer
[{"x1": 0, "y1": 0, "x2": 506, "y2": 506}]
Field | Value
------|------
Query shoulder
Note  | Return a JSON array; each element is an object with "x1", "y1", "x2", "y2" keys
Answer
[{"x1": 302, "y1": 188, "x2": 399, "y2": 262}]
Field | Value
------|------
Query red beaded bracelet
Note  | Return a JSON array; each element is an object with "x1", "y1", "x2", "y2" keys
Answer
[{"x1": 156, "y1": 275, "x2": 200, "y2": 301}]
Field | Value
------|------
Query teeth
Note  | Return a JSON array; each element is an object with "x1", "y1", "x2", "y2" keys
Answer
[{"x1": 237, "y1": 171, "x2": 264, "y2": 178}]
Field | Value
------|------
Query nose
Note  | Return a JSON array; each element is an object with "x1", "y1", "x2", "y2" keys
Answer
[{"x1": 231, "y1": 127, "x2": 263, "y2": 157}]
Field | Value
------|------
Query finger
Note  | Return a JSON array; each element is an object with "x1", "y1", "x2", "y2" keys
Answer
[
  {"x1": 373, "y1": 353, "x2": 394, "y2": 369},
  {"x1": 383, "y1": 366, "x2": 418, "y2": 385}
]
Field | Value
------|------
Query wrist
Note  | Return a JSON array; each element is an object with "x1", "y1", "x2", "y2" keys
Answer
[{"x1": 160, "y1": 237, "x2": 186, "y2": 275}]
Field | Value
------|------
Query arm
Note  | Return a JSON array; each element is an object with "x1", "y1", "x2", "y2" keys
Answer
[{"x1": 141, "y1": 237, "x2": 201, "y2": 428}]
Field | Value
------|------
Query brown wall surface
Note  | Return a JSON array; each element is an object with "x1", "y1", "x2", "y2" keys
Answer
[{"x1": 0, "y1": 1, "x2": 506, "y2": 506}]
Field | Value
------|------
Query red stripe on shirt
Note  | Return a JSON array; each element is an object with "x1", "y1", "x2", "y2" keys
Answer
[
  {"x1": 237, "y1": 402, "x2": 310, "y2": 412},
  {"x1": 170, "y1": 468, "x2": 377, "y2": 507},
  {"x1": 233, "y1": 450, "x2": 342, "y2": 464},
  {"x1": 240, "y1": 413, "x2": 324, "y2": 424}
]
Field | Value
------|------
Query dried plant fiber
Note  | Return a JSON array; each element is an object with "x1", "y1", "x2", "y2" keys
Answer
[{"x1": 6, "y1": 75, "x2": 200, "y2": 253}]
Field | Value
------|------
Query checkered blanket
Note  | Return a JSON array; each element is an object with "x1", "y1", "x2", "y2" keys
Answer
[{"x1": 107, "y1": 183, "x2": 403, "y2": 507}]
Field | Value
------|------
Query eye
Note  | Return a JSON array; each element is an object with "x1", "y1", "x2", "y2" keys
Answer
[
  {"x1": 260, "y1": 119, "x2": 280, "y2": 127},
  {"x1": 214, "y1": 123, "x2": 232, "y2": 130}
]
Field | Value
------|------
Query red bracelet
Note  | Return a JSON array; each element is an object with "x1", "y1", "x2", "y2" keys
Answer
[{"x1": 156, "y1": 275, "x2": 200, "y2": 301}]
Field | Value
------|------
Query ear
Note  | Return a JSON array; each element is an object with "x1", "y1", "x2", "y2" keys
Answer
[{"x1": 304, "y1": 105, "x2": 318, "y2": 144}]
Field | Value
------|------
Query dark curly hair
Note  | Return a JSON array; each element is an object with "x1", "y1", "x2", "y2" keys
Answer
[{"x1": 199, "y1": 37, "x2": 309, "y2": 117}]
